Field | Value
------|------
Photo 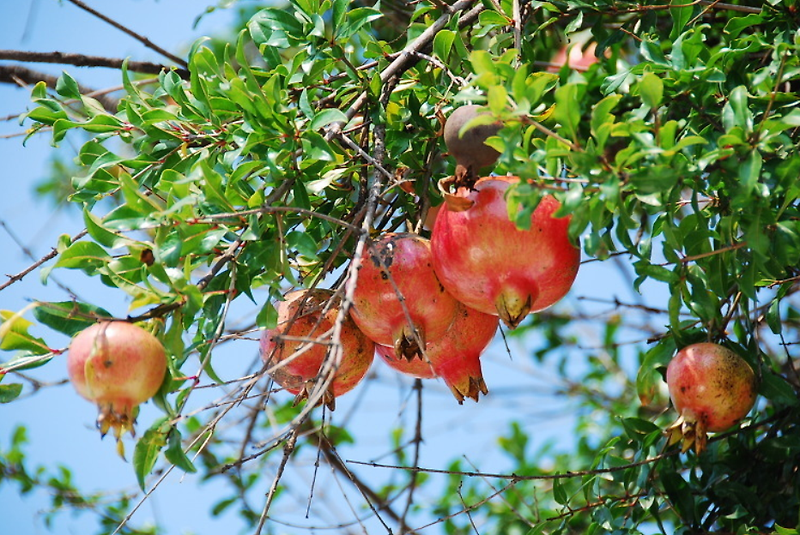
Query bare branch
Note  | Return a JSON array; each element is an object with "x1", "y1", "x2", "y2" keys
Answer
[
  {"x1": 65, "y1": 0, "x2": 188, "y2": 68},
  {"x1": 0, "y1": 49, "x2": 189, "y2": 78}
]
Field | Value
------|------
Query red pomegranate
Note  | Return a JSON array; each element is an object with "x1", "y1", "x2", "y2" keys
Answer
[
  {"x1": 376, "y1": 303, "x2": 498, "y2": 403},
  {"x1": 260, "y1": 288, "x2": 374, "y2": 410},
  {"x1": 431, "y1": 176, "x2": 580, "y2": 329},
  {"x1": 665, "y1": 342, "x2": 758, "y2": 454},
  {"x1": 351, "y1": 233, "x2": 460, "y2": 361},
  {"x1": 68, "y1": 321, "x2": 167, "y2": 444}
]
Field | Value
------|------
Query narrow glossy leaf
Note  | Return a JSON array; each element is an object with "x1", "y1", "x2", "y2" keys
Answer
[
  {"x1": 640, "y1": 72, "x2": 663, "y2": 109},
  {"x1": 309, "y1": 108, "x2": 348, "y2": 130},
  {"x1": 739, "y1": 150, "x2": 762, "y2": 198},
  {"x1": 133, "y1": 418, "x2": 170, "y2": 490},
  {"x1": 433, "y1": 29, "x2": 455, "y2": 62},
  {"x1": 0, "y1": 311, "x2": 50, "y2": 355},
  {"x1": 164, "y1": 429, "x2": 197, "y2": 474},
  {"x1": 0, "y1": 383, "x2": 23, "y2": 403},
  {"x1": 32, "y1": 301, "x2": 113, "y2": 337}
]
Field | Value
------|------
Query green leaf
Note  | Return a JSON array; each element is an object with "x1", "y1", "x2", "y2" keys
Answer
[
  {"x1": 722, "y1": 86, "x2": 753, "y2": 132},
  {"x1": 133, "y1": 418, "x2": 169, "y2": 490},
  {"x1": 738, "y1": 150, "x2": 762, "y2": 198},
  {"x1": 433, "y1": 29, "x2": 455, "y2": 63},
  {"x1": 0, "y1": 311, "x2": 50, "y2": 355},
  {"x1": 53, "y1": 241, "x2": 111, "y2": 273},
  {"x1": 309, "y1": 108, "x2": 348, "y2": 130},
  {"x1": 0, "y1": 383, "x2": 23, "y2": 403},
  {"x1": 164, "y1": 429, "x2": 197, "y2": 474},
  {"x1": 554, "y1": 83, "x2": 581, "y2": 142},
  {"x1": 639, "y1": 72, "x2": 663, "y2": 109},
  {"x1": 759, "y1": 372, "x2": 799, "y2": 407},
  {"x1": 552, "y1": 475, "x2": 568, "y2": 505},
  {"x1": 669, "y1": 1, "x2": 694, "y2": 40},
  {"x1": 32, "y1": 301, "x2": 113, "y2": 337},
  {"x1": 55, "y1": 72, "x2": 82, "y2": 100}
]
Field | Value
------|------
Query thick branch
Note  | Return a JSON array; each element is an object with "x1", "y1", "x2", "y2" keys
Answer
[{"x1": 0, "y1": 50, "x2": 189, "y2": 79}]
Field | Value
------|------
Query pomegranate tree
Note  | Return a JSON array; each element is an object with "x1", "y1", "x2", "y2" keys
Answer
[
  {"x1": 68, "y1": 321, "x2": 167, "y2": 450},
  {"x1": 376, "y1": 303, "x2": 498, "y2": 403},
  {"x1": 260, "y1": 288, "x2": 374, "y2": 410},
  {"x1": 351, "y1": 233, "x2": 459, "y2": 361},
  {"x1": 431, "y1": 176, "x2": 580, "y2": 329},
  {"x1": 665, "y1": 342, "x2": 758, "y2": 454}
]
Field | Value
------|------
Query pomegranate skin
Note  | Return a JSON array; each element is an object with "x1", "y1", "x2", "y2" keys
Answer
[
  {"x1": 351, "y1": 233, "x2": 460, "y2": 361},
  {"x1": 68, "y1": 321, "x2": 167, "y2": 440},
  {"x1": 376, "y1": 303, "x2": 498, "y2": 403},
  {"x1": 667, "y1": 343, "x2": 758, "y2": 433},
  {"x1": 260, "y1": 289, "x2": 374, "y2": 410},
  {"x1": 376, "y1": 345, "x2": 437, "y2": 379},
  {"x1": 431, "y1": 176, "x2": 580, "y2": 329}
]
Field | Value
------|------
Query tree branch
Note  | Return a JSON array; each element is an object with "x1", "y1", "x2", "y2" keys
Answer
[
  {"x1": 65, "y1": 0, "x2": 188, "y2": 68},
  {"x1": 0, "y1": 49, "x2": 189, "y2": 79}
]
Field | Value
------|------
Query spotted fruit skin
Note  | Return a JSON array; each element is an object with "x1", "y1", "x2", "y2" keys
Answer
[
  {"x1": 376, "y1": 303, "x2": 498, "y2": 403},
  {"x1": 431, "y1": 176, "x2": 580, "y2": 329},
  {"x1": 351, "y1": 233, "x2": 459, "y2": 361},
  {"x1": 68, "y1": 321, "x2": 167, "y2": 440},
  {"x1": 667, "y1": 343, "x2": 758, "y2": 433},
  {"x1": 260, "y1": 289, "x2": 374, "y2": 409}
]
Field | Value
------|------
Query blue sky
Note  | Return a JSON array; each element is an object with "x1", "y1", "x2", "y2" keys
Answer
[{"x1": 0, "y1": 2, "x2": 668, "y2": 534}]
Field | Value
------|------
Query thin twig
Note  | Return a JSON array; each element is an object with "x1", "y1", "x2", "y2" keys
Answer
[{"x1": 64, "y1": 0, "x2": 187, "y2": 68}]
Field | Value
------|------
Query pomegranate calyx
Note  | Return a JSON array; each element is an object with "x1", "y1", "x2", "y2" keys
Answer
[
  {"x1": 438, "y1": 176, "x2": 475, "y2": 212},
  {"x1": 294, "y1": 379, "x2": 337, "y2": 411},
  {"x1": 665, "y1": 411, "x2": 708, "y2": 454},
  {"x1": 394, "y1": 323, "x2": 426, "y2": 361},
  {"x1": 496, "y1": 289, "x2": 534, "y2": 329},
  {"x1": 448, "y1": 375, "x2": 489, "y2": 404}
]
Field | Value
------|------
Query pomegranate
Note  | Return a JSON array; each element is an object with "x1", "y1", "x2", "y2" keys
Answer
[
  {"x1": 443, "y1": 105, "x2": 502, "y2": 185},
  {"x1": 548, "y1": 42, "x2": 599, "y2": 73},
  {"x1": 351, "y1": 233, "x2": 459, "y2": 361},
  {"x1": 260, "y1": 288, "x2": 374, "y2": 410},
  {"x1": 376, "y1": 303, "x2": 498, "y2": 403},
  {"x1": 68, "y1": 321, "x2": 167, "y2": 446},
  {"x1": 431, "y1": 176, "x2": 580, "y2": 329},
  {"x1": 665, "y1": 342, "x2": 758, "y2": 454}
]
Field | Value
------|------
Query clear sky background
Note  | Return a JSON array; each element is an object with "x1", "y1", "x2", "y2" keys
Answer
[{"x1": 0, "y1": 2, "x2": 666, "y2": 534}]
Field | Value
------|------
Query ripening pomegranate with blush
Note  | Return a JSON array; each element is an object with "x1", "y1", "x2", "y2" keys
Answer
[
  {"x1": 351, "y1": 233, "x2": 459, "y2": 361},
  {"x1": 260, "y1": 288, "x2": 374, "y2": 410},
  {"x1": 431, "y1": 176, "x2": 580, "y2": 329},
  {"x1": 68, "y1": 321, "x2": 167, "y2": 447},
  {"x1": 665, "y1": 342, "x2": 758, "y2": 454}
]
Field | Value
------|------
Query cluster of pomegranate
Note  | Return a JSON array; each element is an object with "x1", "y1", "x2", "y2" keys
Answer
[
  {"x1": 256, "y1": 104, "x2": 581, "y2": 407},
  {"x1": 63, "y1": 104, "x2": 761, "y2": 462}
]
